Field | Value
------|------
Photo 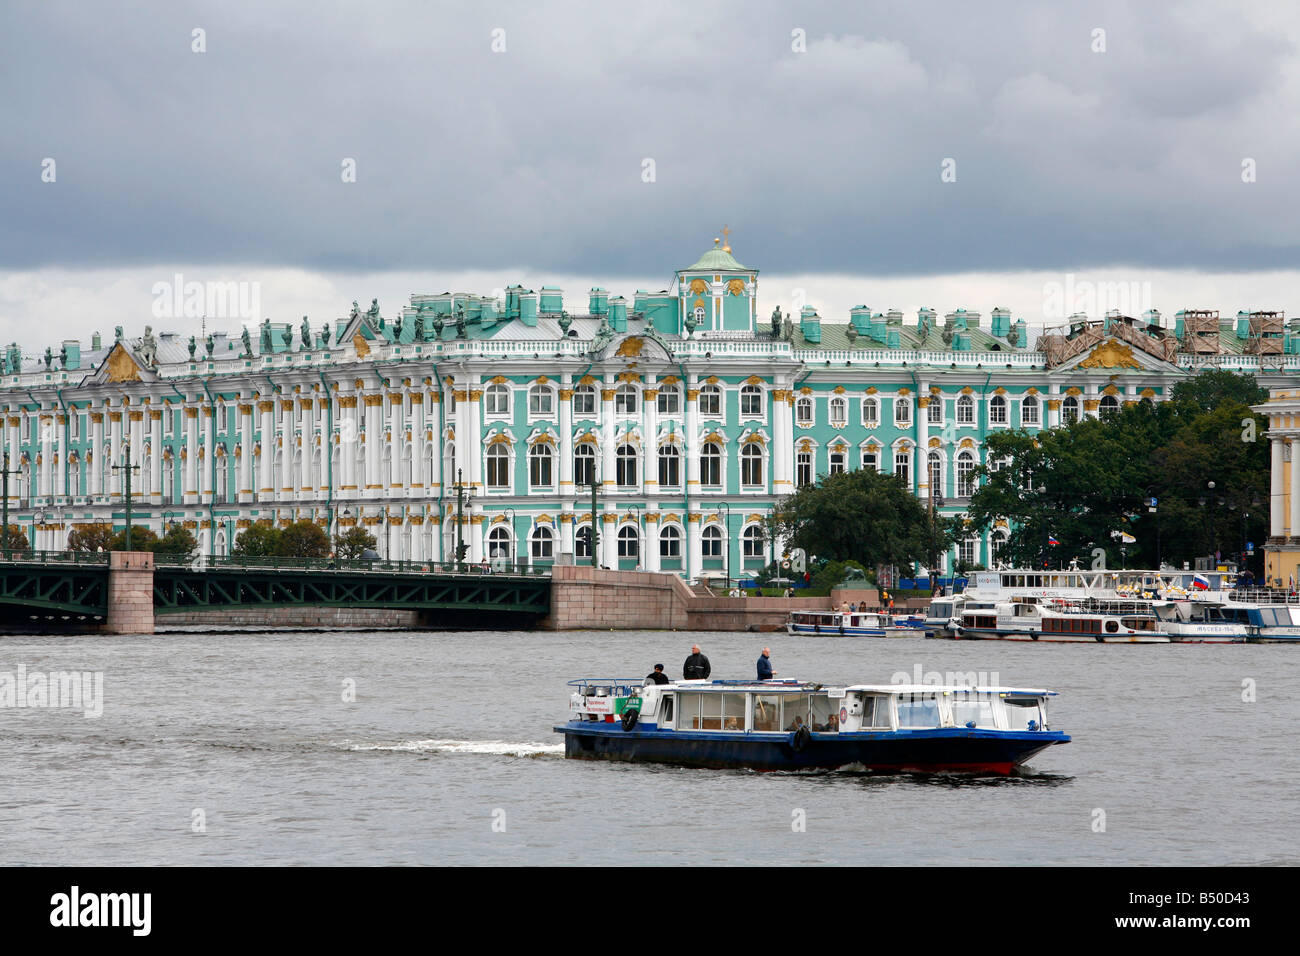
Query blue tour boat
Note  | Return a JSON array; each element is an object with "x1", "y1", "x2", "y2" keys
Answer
[{"x1": 556, "y1": 677, "x2": 1069, "y2": 774}]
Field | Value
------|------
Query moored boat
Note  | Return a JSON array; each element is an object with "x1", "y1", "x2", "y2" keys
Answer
[
  {"x1": 786, "y1": 609, "x2": 923, "y2": 637},
  {"x1": 556, "y1": 677, "x2": 1070, "y2": 774}
]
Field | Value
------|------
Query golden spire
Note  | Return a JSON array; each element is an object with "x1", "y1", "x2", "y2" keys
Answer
[{"x1": 722, "y1": 225, "x2": 732, "y2": 253}]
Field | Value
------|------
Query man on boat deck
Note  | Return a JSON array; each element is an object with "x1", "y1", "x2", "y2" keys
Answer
[
  {"x1": 645, "y1": 664, "x2": 670, "y2": 685},
  {"x1": 757, "y1": 648, "x2": 778, "y2": 680},
  {"x1": 683, "y1": 645, "x2": 711, "y2": 680}
]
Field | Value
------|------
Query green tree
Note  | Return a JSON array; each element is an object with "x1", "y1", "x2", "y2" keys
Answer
[
  {"x1": 0, "y1": 524, "x2": 31, "y2": 552},
  {"x1": 232, "y1": 523, "x2": 280, "y2": 557},
  {"x1": 275, "y1": 519, "x2": 330, "y2": 559},
  {"x1": 67, "y1": 523, "x2": 114, "y2": 552},
  {"x1": 771, "y1": 469, "x2": 955, "y2": 571},
  {"x1": 108, "y1": 526, "x2": 159, "y2": 552},
  {"x1": 150, "y1": 524, "x2": 198, "y2": 562},
  {"x1": 333, "y1": 526, "x2": 377, "y2": 559}
]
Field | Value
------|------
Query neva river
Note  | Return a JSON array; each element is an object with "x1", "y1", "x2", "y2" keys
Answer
[{"x1": 1, "y1": 629, "x2": 1295, "y2": 866}]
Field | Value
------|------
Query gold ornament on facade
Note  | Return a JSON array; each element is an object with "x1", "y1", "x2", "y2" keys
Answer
[
  {"x1": 689, "y1": 278, "x2": 708, "y2": 295},
  {"x1": 705, "y1": 375, "x2": 719, "y2": 385},
  {"x1": 727, "y1": 279, "x2": 746, "y2": 296},
  {"x1": 105, "y1": 345, "x2": 142, "y2": 383},
  {"x1": 614, "y1": 338, "x2": 645, "y2": 358},
  {"x1": 1046, "y1": 399, "x2": 1062, "y2": 410},
  {"x1": 353, "y1": 334, "x2": 371, "y2": 359},
  {"x1": 1078, "y1": 340, "x2": 1141, "y2": 370},
  {"x1": 1102, "y1": 384, "x2": 1120, "y2": 396},
  {"x1": 601, "y1": 389, "x2": 616, "y2": 401},
  {"x1": 1083, "y1": 399, "x2": 1101, "y2": 411}
]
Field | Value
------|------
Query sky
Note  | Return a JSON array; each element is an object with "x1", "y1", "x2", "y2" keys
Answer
[{"x1": 4, "y1": 1, "x2": 1300, "y2": 346}]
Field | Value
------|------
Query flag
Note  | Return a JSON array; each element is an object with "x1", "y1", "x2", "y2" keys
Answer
[
  {"x1": 1192, "y1": 574, "x2": 1210, "y2": 591},
  {"x1": 1047, "y1": 535, "x2": 1060, "y2": 546},
  {"x1": 1120, "y1": 532, "x2": 1136, "y2": 544}
]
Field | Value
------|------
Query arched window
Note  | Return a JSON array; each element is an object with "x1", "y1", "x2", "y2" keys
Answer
[
  {"x1": 700, "y1": 442, "x2": 722, "y2": 486},
  {"x1": 741, "y1": 443, "x2": 763, "y2": 486},
  {"x1": 702, "y1": 524, "x2": 723, "y2": 558},
  {"x1": 956, "y1": 395, "x2": 974, "y2": 424},
  {"x1": 797, "y1": 451, "x2": 813, "y2": 487},
  {"x1": 894, "y1": 397, "x2": 912, "y2": 426},
  {"x1": 616, "y1": 444, "x2": 638, "y2": 487},
  {"x1": 615, "y1": 384, "x2": 638, "y2": 416},
  {"x1": 1100, "y1": 395, "x2": 1119, "y2": 419},
  {"x1": 528, "y1": 384, "x2": 554, "y2": 417},
  {"x1": 574, "y1": 442, "x2": 597, "y2": 487},
  {"x1": 956, "y1": 450, "x2": 977, "y2": 497},
  {"x1": 658, "y1": 443, "x2": 680, "y2": 487},
  {"x1": 572, "y1": 384, "x2": 596, "y2": 417},
  {"x1": 928, "y1": 451, "x2": 943, "y2": 498},
  {"x1": 928, "y1": 397, "x2": 943, "y2": 424},
  {"x1": 795, "y1": 396, "x2": 814, "y2": 425},
  {"x1": 740, "y1": 385, "x2": 763, "y2": 417},
  {"x1": 660, "y1": 524, "x2": 682, "y2": 558},
  {"x1": 989, "y1": 395, "x2": 1008, "y2": 425},
  {"x1": 528, "y1": 442, "x2": 553, "y2": 488},
  {"x1": 1062, "y1": 396, "x2": 1079, "y2": 424},
  {"x1": 443, "y1": 441, "x2": 456, "y2": 484},
  {"x1": 829, "y1": 396, "x2": 847, "y2": 425},
  {"x1": 530, "y1": 524, "x2": 554, "y2": 560},
  {"x1": 862, "y1": 397, "x2": 879, "y2": 426},
  {"x1": 742, "y1": 525, "x2": 764, "y2": 559},
  {"x1": 894, "y1": 448, "x2": 911, "y2": 485},
  {"x1": 1021, "y1": 394, "x2": 1040, "y2": 426},
  {"x1": 576, "y1": 524, "x2": 593, "y2": 558},
  {"x1": 487, "y1": 525, "x2": 513, "y2": 563},
  {"x1": 617, "y1": 525, "x2": 639, "y2": 558},
  {"x1": 657, "y1": 385, "x2": 680, "y2": 415},
  {"x1": 486, "y1": 443, "x2": 510, "y2": 489},
  {"x1": 699, "y1": 385, "x2": 722, "y2": 417},
  {"x1": 693, "y1": 305, "x2": 706, "y2": 327},
  {"x1": 485, "y1": 383, "x2": 511, "y2": 417}
]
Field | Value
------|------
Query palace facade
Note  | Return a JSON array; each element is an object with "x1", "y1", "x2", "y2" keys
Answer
[{"x1": 6, "y1": 238, "x2": 1299, "y2": 581}]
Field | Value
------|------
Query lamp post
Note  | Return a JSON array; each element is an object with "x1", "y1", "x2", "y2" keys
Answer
[
  {"x1": 498, "y1": 506, "x2": 516, "y2": 569},
  {"x1": 627, "y1": 504, "x2": 641, "y2": 570},
  {"x1": 452, "y1": 468, "x2": 475, "y2": 570},
  {"x1": 1197, "y1": 480, "x2": 1223, "y2": 566},
  {"x1": 717, "y1": 501, "x2": 731, "y2": 592},
  {"x1": 0, "y1": 451, "x2": 18, "y2": 560},
  {"x1": 589, "y1": 472, "x2": 599, "y2": 568},
  {"x1": 112, "y1": 445, "x2": 141, "y2": 551}
]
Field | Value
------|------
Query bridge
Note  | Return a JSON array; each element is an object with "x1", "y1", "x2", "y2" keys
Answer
[{"x1": 0, "y1": 551, "x2": 552, "y2": 632}]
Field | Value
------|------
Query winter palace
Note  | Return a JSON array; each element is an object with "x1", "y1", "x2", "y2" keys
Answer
[{"x1": 5, "y1": 237, "x2": 1300, "y2": 581}]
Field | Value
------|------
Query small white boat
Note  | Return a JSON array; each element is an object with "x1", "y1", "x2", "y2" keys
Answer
[
  {"x1": 787, "y1": 609, "x2": 923, "y2": 638},
  {"x1": 958, "y1": 598, "x2": 1170, "y2": 643}
]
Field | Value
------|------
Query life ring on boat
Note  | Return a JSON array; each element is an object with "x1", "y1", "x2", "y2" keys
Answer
[
  {"x1": 790, "y1": 724, "x2": 812, "y2": 751},
  {"x1": 621, "y1": 708, "x2": 639, "y2": 731}
]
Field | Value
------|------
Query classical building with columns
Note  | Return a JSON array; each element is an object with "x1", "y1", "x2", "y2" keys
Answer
[
  {"x1": 1256, "y1": 387, "x2": 1300, "y2": 587},
  {"x1": 5, "y1": 238, "x2": 1299, "y2": 580}
]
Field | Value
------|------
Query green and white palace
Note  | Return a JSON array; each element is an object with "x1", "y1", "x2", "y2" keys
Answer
[{"x1": 5, "y1": 238, "x2": 1299, "y2": 579}]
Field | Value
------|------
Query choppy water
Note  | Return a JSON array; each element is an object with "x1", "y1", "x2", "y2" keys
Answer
[{"x1": 1, "y1": 630, "x2": 1295, "y2": 865}]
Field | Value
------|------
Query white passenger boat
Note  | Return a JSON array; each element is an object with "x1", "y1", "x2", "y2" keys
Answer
[
  {"x1": 1150, "y1": 601, "x2": 1249, "y2": 643},
  {"x1": 787, "y1": 609, "x2": 923, "y2": 637},
  {"x1": 958, "y1": 598, "x2": 1169, "y2": 643}
]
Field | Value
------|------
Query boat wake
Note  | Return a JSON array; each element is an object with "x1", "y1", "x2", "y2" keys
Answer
[{"x1": 344, "y1": 738, "x2": 564, "y2": 757}]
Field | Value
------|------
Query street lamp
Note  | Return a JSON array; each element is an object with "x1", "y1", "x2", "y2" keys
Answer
[
  {"x1": 626, "y1": 504, "x2": 641, "y2": 570},
  {"x1": 497, "y1": 506, "x2": 516, "y2": 569},
  {"x1": 717, "y1": 501, "x2": 731, "y2": 592},
  {"x1": 451, "y1": 468, "x2": 476, "y2": 570}
]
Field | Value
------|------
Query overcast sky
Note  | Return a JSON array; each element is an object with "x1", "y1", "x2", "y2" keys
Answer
[{"x1": 4, "y1": 1, "x2": 1299, "y2": 344}]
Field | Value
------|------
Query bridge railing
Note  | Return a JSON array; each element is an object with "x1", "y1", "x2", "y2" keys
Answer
[
  {"x1": 152, "y1": 553, "x2": 553, "y2": 577},
  {"x1": 0, "y1": 549, "x2": 111, "y2": 566}
]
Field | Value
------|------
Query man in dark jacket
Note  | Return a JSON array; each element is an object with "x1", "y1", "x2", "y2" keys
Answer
[
  {"x1": 682, "y1": 645, "x2": 711, "y2": 680},
  {"x1": 757, "y1": 647, "x2": 777, "y2": 680},
  {"x1": 645, "y1": 664, "x2": 670, "y2": 685}
]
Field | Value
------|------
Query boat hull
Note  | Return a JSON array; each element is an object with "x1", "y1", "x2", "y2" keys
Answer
[
  {"x1": 556, "y1": 723, "x2": 1068, "y2": 774},
  {"x1": 958, "y1": 627, "x2": 1169, "y2": 643},
  {"x1": 787, "y1": 624, "x2": 923, "y2": 638}
]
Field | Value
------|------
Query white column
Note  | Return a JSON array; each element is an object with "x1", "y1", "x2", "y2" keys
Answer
[
  {"x1": 411, "y1": 393, "x2": 425, "y2": 499},
  {"x1": 643, "y1": 375, "x2": 658, "y2": 499},
  {"x1": 280, "y1": 400, "x2": 295, "y2": 500},
  {"x1": 184, "y1": 407, "x2": 198, "y2": 503},
  {"x1": 1271, "y1": 437, "x2": 1285, "y2": 538},
  {"x1": 916, "y1": 389, "x2": 931, "y2": 500},
  {"x1": 39, "y1": 412, "x2": 53, "y2": 497},
  {"x1": 56, "y1": 411, "x2": 68, "y2": 497},
  {"x1": 466, "y1": 383, "x2": 482, "y2": 489},
  {"x1": 644, "y1": 508, "x2": 660, "y2": 572},
  {"x1": 239, "y1": 404, "x2": 253, "y2": 502},
  {"x1": 558, "y1": 375, "x2": 574, "y2": 495},
  {"x1": 426, "y1": 389, "x2": 441, "y2": 496},
  {"x1": 601, "y1": 514, "x2": 617, "y2": 568},
  {"x1": 129, "y1": 410, "x2": 145, "y2": 504},
  {"x1": 149, "y1": 409, "x2": 163, "y2": 503},
  {"x1": 772, "y1": 383, "x2": 793, "y2": 493},
  {"x1": 688, "y1": 516, "x2": 703, "y2": 581},
  {"x1": 601, "y1": 375, "x2": 616, "y2": 493},
  {"x1": 1290, "y1": 438, "x2": 1300, "y2": 539},
  {"x1": 258, "y1": 401, "x2": 276, "y2": 500},
  {"x1": 299, "y1": 400, "x2": 313, "y2": 500}
]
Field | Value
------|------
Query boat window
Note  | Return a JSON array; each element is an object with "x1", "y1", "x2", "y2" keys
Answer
[
  {"x1": 693, "y1": 693, "x2": 748, "y2": 731},
  {"x1": 950, "y1": 692, "x2": 997, "y2": 729},
  {"x1": 896, "y1": 693, "x2": 941, "y2": 728},
  {"x1": 782, "y1": 694, "x2": 837, "y2": 732},
  {"x1": 677, "y1": 693, "x2": 702, "y2": 729},
  {"x1": 932, "y1": 603, "x2": 951, "y2": 617},
  {"x1": 660, "y1": 694, "x2": 674, "y2": 725},
  {"x1": 752, "y1": 694, "x2": 782, "y2": 732},
  {"x1": 1004, "y1": 697, "x2": 1043, "y2": 731},
  {"x1": 860, "y1": 695, "x2": 891, "y2": 730}
]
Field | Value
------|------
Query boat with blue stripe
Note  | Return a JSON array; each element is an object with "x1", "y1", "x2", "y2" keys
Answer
[{"x1": 556, "y1": 678, "x2": 1069, "y2": 774}]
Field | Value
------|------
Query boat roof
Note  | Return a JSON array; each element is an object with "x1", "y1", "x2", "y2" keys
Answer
[{"x1": 663, "y1": 679, "x2": 1055, "y2": 696}]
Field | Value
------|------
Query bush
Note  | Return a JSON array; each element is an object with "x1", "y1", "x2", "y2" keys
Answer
[{"x1": 334, "y1": 527, "x2": 377, "y2": 559}]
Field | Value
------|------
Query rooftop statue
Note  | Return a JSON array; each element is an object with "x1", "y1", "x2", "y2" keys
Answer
[
  {"x1": 591, "y1": 315, "x2": 615, "y2": 353},
  {"x1": 455, "y1": 306, "x2": 466, "y2": 339},
  {"x1": 350, "y1": 301, "x2": 361, "y2": 321},
  {"x1": 114, "y1": 326, "x2": 124, "y2": 342},
  {"x1": 320, "y1": 322, "x2": 331, "y2": 348},
  {"x1": 261, "y1": 318, "x2": 273, "y2": 353},
  {"x1": 301, "y1": 316, "x2": 312, "y2": 349},
  {"x1": 188, "y1": 335, "x2": 197, "y2": 359},
  {"x1": 140, "y1": 325, "x2": 158, "y2": 367},
  {"x1": 771, "y1": 305, "x2": 782, "y2": 338},
  {"x1": 44, "y1": 347, "x2": 53, "y2": 370},
  {"x1": 367, "y1": 298, "x2": 380, "y2": 320},
  {"x1": 413, "y1": 308, "x2": 425, "y2": 341},
  {"x1": 241, "y1": 327, "x2": 252, "y2": 358},
  {"x1": 205, "y1": 334, "x2": 215, "y2": 357}
]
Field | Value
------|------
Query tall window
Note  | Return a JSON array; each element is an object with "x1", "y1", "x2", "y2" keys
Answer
[
  {"x1": 928, "y1": 398, "x2": 943, "y2": 425},
  {"x1": 617, "y1": 525, "x2": 639, "y2": 559},
  {"x1": 742, "y1": 525, "x2": 763, "y2": 559},
  {"x1": 486, "y1": 443, "x2": 510, "y2": 489},
  {"x1": 528, "y1": 443, "x2": 553, "y2": 488},
  {"x1": 702, "y1": 524, "x2": 723, "y2": 558},
  {"x1": 795, "y1": 397, "x2": 813, "y2": 425},
  {"x1": 657, "y1": 386, "x2": 680, "y2": 415},
  {"x1": 797, "y1": 452, "x2": 812, "y2": 487},
  {"x1": 740, "y1": 385, "x2": 763, "y2": 417},
  {"x1": 574, "y1": 442, "x2": 596, "y2": 487},
  {"x1": 740, "y1": 443, "x2": 763, "y2": 486},
  {"x1": 700, "y1": 442, "x2": 722, "y2": 486},
  {"x1": 956, "y1": 451, "x2": 976, "y2": 497},
  {"x1": 960, "y1": 537, "x2": 979, "y2": 567},
  {"x1": 957, "y1": 395, "x2": 974, "y2": 424},
  {"x1": 531, "y1": 525, "x2": 554, "y2": 560},
  {"x1": 658, "y1": 444, "x2": 680, "y2": 487},
  {"x1": 699, "y1": 385, "x2": 722, "y2": 417},
  {"x1": 487, "y1": 526, "x2": 513, "y2": 562},
  {"x1": 828, "y1": 447, "x2": 846, "y2": 475},
  {"x1": 576, "y1": 525, "x2": 593, "y2": 558},
  {"x1": 829, "y1": 397, "x2": 847, "y2": 426},
  {"x1": 660, "y1": 524, "x2": 682, "y2": 558},
  {"x1": 862, "y1": 397, "x2": 879, "y2": 426},
  {"x1": 573, "y1": 385, "x2": 596, "y2": 417},
  {"x1": 528, "y1": 384, "x2": 554, "y2": 416},
  {"x1": 894, "y1": 398, "x2": 911, "y2": 426},
  {"x1": 989, "y1": 395, "x2": 1008, "y2": 425},
  {"x1": 1063, "y1": 396, "x2": 1079, "y2": 424},
  {"x1": 616, "y1": 444, "x2": 638, "y2": 487},
  {"x1": 615, "y1": 384, "x2": 638, "y2": 416},
  {"x1": 862, "y1": 450, "x2": 878, "y2": 471},
  {"x1": 928, "y1": 451, "x2": 943, "y2": 497},
  {"x1": 1021, "y1": 394, "x2": 1039, "y2": 426},
  {"x1": 485, "y1": 383, "x2": 510, "y2": 417},
  {"x1": 1100, "y1": 395, "x2": 1119, "y2": 419},
  {"x1": 894, "y1": 449, "x2": 910, "y2": 486}
]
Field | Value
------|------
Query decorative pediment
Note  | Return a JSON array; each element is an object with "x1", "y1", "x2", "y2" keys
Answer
[{"x1": 91, "y1": 342, "x2": 151, "y2": 385}]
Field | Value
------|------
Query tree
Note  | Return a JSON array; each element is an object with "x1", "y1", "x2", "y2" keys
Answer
[
  {"x1": 771, "y1": 469, "x2": 956, "y2": 571},
  {"x1": 67, "y1": 523, "x2": 114, "y2": 553},
  {"x1": 275, "y1": 519, "x2": 330, "y2": 559},
  {"x1": 0, "y1": 524, "x2": 30, "y2": 552},
  {"x1": 151, "y1": 524, "x2": 198, "y2": 562},
  {"x1": 232, "y1": 523, "x2": 280, "y2": 557},
  {"x1": 108, "y1": 526, "x2": 159, "y2": 552},
  {"x1": 333, "y1": 526, "x2": 377, "y2": 559}
]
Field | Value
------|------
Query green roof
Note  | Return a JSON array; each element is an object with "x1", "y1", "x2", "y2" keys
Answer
[{"x1": 683, "y1": 244, "x2": 748, "y2": 272}]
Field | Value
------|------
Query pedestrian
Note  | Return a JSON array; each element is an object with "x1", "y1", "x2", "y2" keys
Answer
[
  {"x1": 645, "y1": 663, "x2": 670, "y2": 685},
  {"x1": 682, "y1": 644, "x2": 711, "y2": 680},
  {"x1": 757, "y1": 647, "x2": 778, "y2": 680}
]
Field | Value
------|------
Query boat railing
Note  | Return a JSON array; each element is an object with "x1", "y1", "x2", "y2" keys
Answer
[
  {"x1": 1226, "y1": 588, "x2": 1300, "y2": 605},
  {"x1": 567, "y1": 678, "x2": 644, "y2": 696},
  {"x1": 1077, "y1": 598, "x2": 1156, "y2": 616}
]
